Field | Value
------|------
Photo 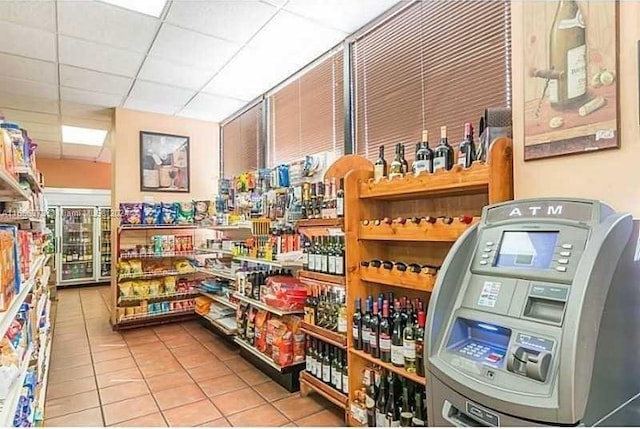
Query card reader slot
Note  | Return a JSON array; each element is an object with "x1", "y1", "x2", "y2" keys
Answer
[
  {"x1": 523, "y1": 296, "x2": 565, "y2": 325},
  {"x1": 442, "y1": 401, "x2": 489, "y2": 427}
]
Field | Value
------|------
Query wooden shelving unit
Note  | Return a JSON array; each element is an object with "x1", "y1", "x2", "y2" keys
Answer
[
  {"x1": 300, "y1": 371, "x2": 348, "y2": 409},
  {"x1": 343, "y1": 138, "x2": 514, "y2": 409},
  {"x1": 300, "y1": 321, "x2": 347, "y2": 349},
  {"x1": 298, "y1": 270, "x2": 345, "y2": 285}
]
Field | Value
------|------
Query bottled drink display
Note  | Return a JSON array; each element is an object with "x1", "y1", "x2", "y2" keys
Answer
[
  {"x1": 457, "y1": 122, "x2": 476, "y2": 168},
  {"x1": 336, "y1": 178, "x2": 345, "y2": 218},
  {"x1": 388, "y1": 143, "x2": 404, "y2": 180},
  {"x1": 400, "y1": 144, "x2": 409, "y2": 175},
  {"x1": 361, "y1": 214, "x2": 474, "y2": 227},
  {"x1": 412, "y1": 131, "x2": 434, "y2": 176},
  {"x1": 305, "y1": 338, "x2": 348, "y2": 394},
  {"x1": 237, "y1": 267, "x2": 293, "y2": 300},
  {"x1": 303, "y1": 283, "x2": 347, "y2": 334},
  {"x1": 301, "y1": 178, "x2": 344, "y2": 220},
  {"x1": 360, "y1": 259, "x2": 441, "y2": 277},
  {"x1": 305, "y1": 235, "x2": 345, "y2": 276},
  {"x1": 351, "y1": 366, "x2": 428, "y2": 427},
  {"x1": 374, "y1": 146, "x2": 388, "y2": 182},
  {"x1": 433, "y1": 126, "x2": 454, "y2": 172}
]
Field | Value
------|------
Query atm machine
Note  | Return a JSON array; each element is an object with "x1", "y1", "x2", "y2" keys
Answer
[{"x1": 426, "y1": 198, "x2": 640, "y2": 426}]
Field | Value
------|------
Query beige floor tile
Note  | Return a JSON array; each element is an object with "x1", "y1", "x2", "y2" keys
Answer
[
  {"x1": 96, "y1": 366, "x2": 144, "y2": 389},
  {"x1": 152, "y1": 382, "x2": 206, "y2": 410},
  {"x1": 162, "y1": 399, "x2": 222, "y2": 426},
  {"x1": 146, "y1": 368, "x2": 193, "y2": 393},
  {"x1": 102, "y1": 394, "x2": 159, "y2": 426},
  {"x1": 113, "y1": 411, "x2": 167, "y2": 427},
  {"x1": 92, "y1": 347, "x2": 131, "y2": 363},
  {"x1": 210, "y1": 387, "x2": 266, "y2": 416},
  {"x1": 198, "y1": 373, "x2": 248, "y2": 398},
  {"x1": 48, "y1": 364, "x2": 94, "y2": 384},
  {"x1": 46, "y1": 376, "x2": 97, "y2": 400},
  {"x1": 227, "y1": 403, "x2": 289, "y2": 427},
  {"x1": 45, "y1": 406, "x2": 104, "y2": 427},
  {"x1": 273, "y1": 395, "x2": 327, "y2": 421},
  {"x1": 186, "y1": 361, "x2": 233, "y2": 382},
  {"x1": 198, "y1": 417, "x2": 230, "y2": 427},
  {"x1": 93, "y1": 355, "x2": 137, "y2": 375},
  {"x1": 237, "y1": 368, "x2": 272, "y2": 385},
  {"x1": 294, "y1": 408, "x2": 345, "y2": 427},
  {"x1": 253, "y1": 380, "x2": 295, "y2": 402},
  {"x1": 45, "y1": 390, "x2": 100, "y2": 419},
  {"x1": 99, "y1": 380, "x2": 150, "y2": 405}
]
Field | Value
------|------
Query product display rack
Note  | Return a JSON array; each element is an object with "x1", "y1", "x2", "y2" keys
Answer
[{"x1": 343, "y1": 137, "x2": 514, "y2": 425}]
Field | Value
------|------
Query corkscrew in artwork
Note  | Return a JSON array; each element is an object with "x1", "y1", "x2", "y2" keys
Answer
[
  {"x1": 139, "y1": 131, "x2": 190, "y2": 193},
  {"x1": 523, "y1": 0, "x2": 619, "y2": 161}
]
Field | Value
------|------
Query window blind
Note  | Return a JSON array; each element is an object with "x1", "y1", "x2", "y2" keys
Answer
[
  {"x1": 268, "y1": 50, "x2": 344, "y2": 166},
  {"x1": 222, "y1": 102, "x2": 263, "y2": 178},
  {"x1": 354, "y1": 1, "x2": 512, "y2": 162}
]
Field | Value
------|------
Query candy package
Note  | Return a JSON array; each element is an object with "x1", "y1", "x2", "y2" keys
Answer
[
  {"x1": 161, "y1": 203, "x2": 177, "y2": 225},
  {"x1": 143, "y1": 203, "x2": 162, "y2": 225},
  {"x1": 177, "y1": 201, "x2": 194, "y2": 224},
  {"x1": 194, "y1": 200, "x2": 211, "y2": 224},
  {"x1": 120, "y1": 203, "x2": 142, "y2": 225}
]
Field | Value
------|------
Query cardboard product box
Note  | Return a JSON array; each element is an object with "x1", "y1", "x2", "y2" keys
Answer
[{"x1": 0, "y1": 227, "x2": 19, "y2": 311}]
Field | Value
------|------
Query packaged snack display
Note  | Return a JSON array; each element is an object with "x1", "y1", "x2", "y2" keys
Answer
[
  {"x1": 120, "y1": 203, "x2": 142, "y2": 225},
  {"x1": 175, "y1": 235, "x2": 193, "y2": 252},
  {"x1": 255, "y1": 310, "x2": 270, "y2": 353},
  {"x1": 194, "y1": 200, "x2": 212, "y2": 224},
  {"x1": 261, "y1": 276, "x2": 308, "y2": 311},
  {"x1": 176, "y1": 201, "x2": 194, "y2": 224},
  {"x1": 0, "y1": 225, "x2": 20, "y2": 311},
  {"x1": 0, "y1": 123, "x2": 26, "y2": 170},
  {"x1": 142, "y1": 202, "x2": 162, "y2": 225},
  {"x1": 161, "y1": 203, "x2": 177, "y2": 225}
]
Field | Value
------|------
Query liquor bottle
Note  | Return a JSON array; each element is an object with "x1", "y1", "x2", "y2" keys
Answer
[
  {"x1": 366, "y1": 369, "x2": 377, "y2": 427},
  {"x1": 400, "y1": 144, "x2": 409, "y2": 175},
  {"x1": 459, "y1": 215, "x2": 474, "y2": 224},
  {"x1": 308, "y1": 236, "x2": 317, "y2": 272},
  {"x1": 334, "y1": 350, "x2": 343, "y2": 390},
  {"x1": 457, "y1": 122, "x2": 476, "y2": 168},
  {"x1": 316, "y1": 182, "x2": 324, "y2": 220},
  {"x1": 414, "y1": 130, "x2": 434, "y2": 175},
  {"x1": 374, "y1": 145, "x2": 387, "y2": 182},
  {"x1": 320, "y1": 237, "x2": 328, "y2": 274},
  {"x1": 322, "y1": 344, "x2": 331, "y2": 384},
  {"x1": 336, "y1": 178, "x2": 344, "y2": 218},
  {"x1": 440, "y1": 216, "x2": 454, "y2": 225},
  {"x1": 403, "y1": 307, "x2": 417, "y2": 373},
  {"x1": 302, "y1": 237, "x2": 311, "y2": 270},
  {"x1": 316, "y1": 341, "x2": 323, "y2": 377},
  {"x1": 412, "y1": 391, "x2": 426, "y2": 427},
  {"x1": 342, "y1": 357, "x2": 349, "y2": 394},
  {"x1": 375, "y1": 372, "x2": 387, "y2": 427},
  {"x1": 391, "y1": 304, "x2": 404, "y2": 367},
  {"x1": 362, "y1": 297, "x2": 372, "y2": 354},
  {"x1": 385, "y1": 374, "x2": 400, "y2": 427},
  {"x1": 369, "y1": 301, "x2": 380, "y2": 359},
  {"x1": 328, "y1": 236, "x2": 337, "y2": 275},
  {"x1": 549, "y1": 0, "x2": 587, "y2": 109},
  {"x1": 416, "y1": 311, "x2": 426, "y2": 377},
  {"x1": 331, "y1": 348, "x2": 339, "y2": 388},
  {"x1": 379, "y1": 300, "x2": 392, "y2": 363},
  {"x1": 433, "y1": 126, "x2": 454, "y2": 171},
  {"x1": 335, "y1": 236, "x2": 345, "y2": 276},
  {"x1": 353, "y1": 298, "x2": 363, "y2": 350},
  {"x1": 400, "y1": 387, "x2": 413, "y2": 427},
  {"x1": 337, "y1": 294, "x2": 348, "y2": 335},
  {"x1": 304, "y1": 287, "x2": 316, "y2": 325},
  {"x1": 388, "y1": 144, "x2": 404, "y2": 180},
  {"x1": 305, "y1": 338, "x2": 312, "y2": 373}
]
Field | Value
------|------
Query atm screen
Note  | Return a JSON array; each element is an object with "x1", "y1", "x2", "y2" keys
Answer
[{"x1": 494, "y1": 231, "x2": 558, "y2": 269}]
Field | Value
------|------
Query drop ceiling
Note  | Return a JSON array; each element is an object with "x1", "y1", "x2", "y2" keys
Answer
[{"x1": 0, "y1": 0, "x2": 400, "y2": 162}]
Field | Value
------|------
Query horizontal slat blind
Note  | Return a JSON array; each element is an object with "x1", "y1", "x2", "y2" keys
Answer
[
  {"x1": 355, "y1": 1, "x2": 511, "y2": 162},
  {"x1": 222, "y1": 102, "x2": 262, "y2": 177},
  {"x1": 269, "y1": 50, "x2": 344, "y2": 166}
]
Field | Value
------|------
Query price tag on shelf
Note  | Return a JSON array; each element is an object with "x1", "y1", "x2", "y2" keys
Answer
[{"x1": 327, "y1": 228, "x2": 344, "y2": 236}]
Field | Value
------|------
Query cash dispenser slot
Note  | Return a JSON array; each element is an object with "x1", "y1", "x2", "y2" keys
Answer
[
  {"x1": 506, "y1": 346, "x2": 552, "y2": 382},
  {"x1": 442, "y1": 401, "x2": 493, "y2": 427}
]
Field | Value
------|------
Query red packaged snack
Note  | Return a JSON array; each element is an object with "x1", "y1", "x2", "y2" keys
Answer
[{"x1": 262, "y1": 276, "x2": 308, "y2": 311}]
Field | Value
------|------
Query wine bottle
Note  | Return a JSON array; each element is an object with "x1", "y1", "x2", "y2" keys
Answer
[
  {"x1": 308, "y1": 236, "x2": 317, "y2": 272},
  {"x1": 412, "y1": 391, "x2": 426, "y2": 427},
  {"x1": 370, "y1": 301, "x2": 380, "y2": 359},
  {"x1": 342, "y1": 358, "x2": 349, "y2": 395},
  {"x1": 366, "y1": 369, "x2": 377, "y2": 427},
  {"x1": 328, "y1": 236, "x2": 336, "y2": 275},
  {"x1": 336, "y1": 178, "x2": 344, "y2": 218},
  {"x1": 457, "y1": 122, "x2": 476, "y2": 168},
  {"x1": 374, "y1": 145, "x2": 387, "y2": 182},
  {"x1": 320, "y1": 237, "x2": 329, "y2": 274},
  {"x1": 322, "y1": 344, "x2": 331, "y2": 384},
  {"x1": 302, "y1": 237, "x2": 311, "y2": 270},
  {"x1": 414, "y1": 130, "x2": 434, "y2": 175},
  {"x1": 305, "y1": 338, "x2": 312, "y2": 373},
  {"x1": 549, "y1": 0, "x2": 587, "y2": 109},
  {"x1": 411, "y1": 142, "x2": 421, "y2": 175},
  {"x1": 380, "y1": 300, "x2": 392, "y2": 363},
  {"x1": 335, "y1": 350, "x2": 343, "y2": 391},
  {"x1": 399, "y1": 387, "x2": 413, "y2": 427},
  {"x1": 433, "y1": 126, "x2": 454, "y2": 171},
  {"x1": 416, "y1": 311, "x2": 426, "y2": 377},
  {"x1": 337, "y1": 294, "x2": 348, "y2": 335},
  {"x1": 391, "y1": 304, "x2": 404, "y2": 367},
  {"x1": 385, "y1": 374, "x2": 400, "y2": 427},
  {"x1": 403, "y1": 307, "x2": 417, "y2": 373},
  {"x1": 400, "y1": 143, "x2": 409, "y2": 175},
  {"x1": 362, "y1": 297, "x2": 372, "y2": 354},
  {"x1": 315, "y1": 340, "x2": 323, "y2": 377},
  {"x1": 375, "y1": 373, "x2": 387, "y2": 427},
  {"x1": 335, "y1": 236, "x2": 345, "y2": 276},
  {"x1": 388, "y1": 143, "x2": 404, "y2": 180},
  {"x1": 331, "y1": 347, "x2": 339, "y2": 388},
  {"x1": 304, "y1": 287, "x2": 316, "y2": 325}
]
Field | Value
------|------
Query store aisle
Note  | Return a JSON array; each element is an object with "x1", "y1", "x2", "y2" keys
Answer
[{"x1": 44, "y1": 286, "x2": 343, "y2": 427}]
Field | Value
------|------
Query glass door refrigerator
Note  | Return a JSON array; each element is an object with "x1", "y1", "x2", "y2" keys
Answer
[
  {"x1": 98, "y1": 207, "x2": 112, "y2": 281},
  {"x1": 58, "y1": 206, "x2": 96, "y2": 286}
]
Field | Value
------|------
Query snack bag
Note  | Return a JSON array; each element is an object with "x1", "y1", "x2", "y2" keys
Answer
[
  {"x1": 120, "y1": 203, "x2": 142, "y2": 225},
  {"x1": 163, "y1": 276, "x2": 177, "y2": 293},
  {"x1": 255, "y1": 310, "x2": 270, "y2": 353},
  {"x1": 148, "y1": 280, "x2": 161, "y2": 297},
  {"x1": 128, "y1": 260, "x2": 143, "y2": 275},
  {"x1": 194, "y1": 200, "x2": 210, "y2": 224},
  {"x1": 143, "y1": 202, "x2": 161, "y2": 225},
  {"x1": 160, "y1": 203, "x2": 177, "y2": 225},
  {"x1": 176, "y1": 201, "x2": 194, "y2": 224},
  {"x1": 119, "y1": 282, "x2": 133, "y2": 298}
]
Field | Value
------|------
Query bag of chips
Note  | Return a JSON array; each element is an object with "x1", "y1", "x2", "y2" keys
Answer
[
  {"x1": 177, "y1": 201, "x2": 194, "y2": 224},
  {"x1": 120, "y1": 203, "x2": 142, "y2": 225},
  {"x1": 143, "y1": 203, "x2": 162, "y2": 225},
  {"x1": 161, "y1": 203, "x2": 178, "y2": 225}
]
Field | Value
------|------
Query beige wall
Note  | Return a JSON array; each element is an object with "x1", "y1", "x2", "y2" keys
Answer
[
  {"x1": 112, "y1": 108, "x2": 219, "y2": 204},
  {"x1": 512, "y1": 1, "x2": 640, "y2": 216},
  {"x1": 36, "y1": 157, "x2": 111, "y2": 189}
]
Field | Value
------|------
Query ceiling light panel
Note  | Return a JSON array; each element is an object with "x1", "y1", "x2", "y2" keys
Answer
[
  {"x1": 0, "y1": 0, "x2": 56, "y2": 32},
  {"x1": 166, "y1": 1, "x2": 277, "y2": 44},
  {"x1": 59, "y1": 1, "x2": 159, "y2": 53},
  {"x1": 138, "y1": 57, "x2": 212, "y2": 90},
  {"x1": 149, "y1": 24, "x2": 240, "y2": 70},
  {"x1": 180, "y1": 93, "x2": 246, "y2": 122},
  {"x1": 60, "y1": 87, "x2": 124, "y2": 108},
  {"x1": 0, "y1": 20, "x2": 56, "y2": 62},
  {"x1": 60, "y1": 65, "x2": 132, "y2": 96},
  {"x1": 59, "y1": 36, "x2": 145, "y2": 77},
  {"x1": 284, "y1": 0, "x2": 401, "y2": 33},
  {"x1": 0, "y1": 53, "x2": 57, "y2": 84},
  {"x1": 0, "y1": 75, "x2": 58, "y2": 100},
  {"x1": 99, "y1": 0, "x2": 167, "y2": 18},
  {"x1": 123, "y1": 98, "x2": 181, "y2": 116},
  {"x1": 128, "y1": 80, "x2": 195, "y2": 106},
  {"x1": 62, "y1": 125, "x2": 108, "y2": 147}
]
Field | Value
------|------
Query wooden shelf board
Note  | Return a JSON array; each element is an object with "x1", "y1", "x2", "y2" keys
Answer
[
  {"x1": 300, "y1": 321, "x2": 347, "y2": 349},
  {"x1": 299, "y1": 371, "x2": 348, "y2": 410},
  {"x1": 358, "y1": 217, "x2": 479, "y2": 242},
  {"x1": 347, "y1": 412, "x2": 366, "y2": 427},
  {"x1": 298, "y1": 270, "x2": 346, "y2": 285},
  {"x1": 350, "y1": 348, "x2": 426, "y2": 385},
  {"x1": 114, "y1": 310, "x2": 196, "y2": 329},
  {"x1": 359, "y1": 267, "x2": 436, "y2": 292},
  {"x1": 296, "y1": 218, "x2": 344, "y2": 228},
  {"x1": 359, "y1": 162, "x2": 489, "y2": 201}
]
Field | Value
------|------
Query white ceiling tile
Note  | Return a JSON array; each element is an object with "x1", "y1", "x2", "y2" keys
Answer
[
  {"x1": 20, "y1": 122, "x2": 60, "y2": 142},
  {"x1": 58, "y1": 0, "x2": 159, "y2": 53},
  {"x1": 128, "y1": 80, "x2": 194, "y2": 106},
  {"x1": 123, "y1": 98, "x2": 180, "y2": 116},
  {"x1": 285, "y1": 0, "x2": 400, "y2": 33},
  {"x1": 33, "y1": 139, "x2": 60, "y2": 149},
  {"x1": 60, "y1": 87, "x2": 123, "y2": 108},
  {"x1": 0, "y1": 92, "x2": 59, "y2": 114},
  {"x1": 150, "y1": 24, "x2": 240, "y2": 70},
  {"x1": 97, "y1": 148, "x2": 111, "y2": 163},
  {"x1": 0, "y1": 53, "x2": 57, "y2": 84},
  {"x1": 0, "y1": 109, "x2": 58, "y2": 127},
  {"x1": 179, "y1": 93, "x2": 245, "y2": 122},
  {"x1": 0, "y1": 75, "x2": 58, "y2": 100},
  {"x1": 62, "y1": 143, "x2": 103, "y2": 158},
  {"x1": 60, "y1": 65, "x2": 132, "y2": 96},
  {"x1": 36, "y1": 147, "x2": 61, "y2": 159},
  {"x1": 166, "y1": 1, "x2": 276, "y2": 44},
  {"x1": 0, "y1": 0, "x2": 56, "y2": 32},
  {"x1": 138, "y1": 57, "x2": 212, "y2": 90},
  {"x1": 59, "y1": 35, "x2": 145, "y2": 77},
  {"x1": 61, "y1": 102, "x2": 114, "y2": 122},
  {"x1": 0, "y1": 20, "x2": 56, "y2": 61}
]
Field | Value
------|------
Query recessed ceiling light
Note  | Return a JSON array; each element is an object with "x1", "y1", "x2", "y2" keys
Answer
[
  {"x1": 61, "y1": 125, "x2": 108, "y2": 147},
  {"x1": 99, "y1": 0, "x2": 168, "y2": 17}
]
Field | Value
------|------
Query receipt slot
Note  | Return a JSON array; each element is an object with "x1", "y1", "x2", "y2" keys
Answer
[{"x1": 425, "y1": 199, "x2": 640, "y2": 426}]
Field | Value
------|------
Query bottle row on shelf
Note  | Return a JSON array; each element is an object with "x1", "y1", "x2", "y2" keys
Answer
[
  {"x1": 236, "y1": 268, "x2": 295, "y2": 303},
  {"x1": 300, "y1": 178, "x2": 345, "y2": 220},
  {"x1": 305, "y1": 338, "x2": 349, "y2": 395},
  {"x1": 302, "y1": 235, "x2": 345, "y2": 276},
  {"x1": 119, "y1": 234, "x2": 195, "y2": 259},
  {"x1": 354, "y1": 295, "x2": 426, "y2": 377},
  {"x1": 360, "y1": 260, "x2": 438, "y2": 276},
  {"x1": 362, "y1": 215, "x2": 474, "y2": 226},
  {"x1": 303, "y1": 284, "x2": 347, "y2": 335}
]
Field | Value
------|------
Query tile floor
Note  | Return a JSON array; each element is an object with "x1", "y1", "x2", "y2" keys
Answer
[{"x1": 44, "y1": 286, "x2": 344, "y2": 427}]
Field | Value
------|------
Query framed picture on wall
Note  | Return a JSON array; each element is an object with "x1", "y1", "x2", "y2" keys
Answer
[
  {"x1": 523, "y1": 0, "x2": 619, "y2": 161},
  {"x1": 139, "y1": 131, "x2": 190, "y2": 193}
]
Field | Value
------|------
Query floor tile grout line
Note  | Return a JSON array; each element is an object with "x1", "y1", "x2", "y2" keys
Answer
[{"x1": 80, "y1": 288, "x2": 107, "y2": 427}]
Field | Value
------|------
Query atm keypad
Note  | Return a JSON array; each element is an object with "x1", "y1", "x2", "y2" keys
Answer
[
  {"x1": 560, "y1": 251, "x2": 571, "y2": 257},
  {"x1": 460, "y1": 343, "x2": 490, "y2": 358}
]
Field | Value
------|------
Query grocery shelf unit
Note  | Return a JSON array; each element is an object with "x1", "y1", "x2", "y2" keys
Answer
[
  {"x1": 343, "y1": 138, "x2": 513, "y2": 425},
  {"x1": 295, "y1": 155, "x2": 372, "y2": 422}
]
